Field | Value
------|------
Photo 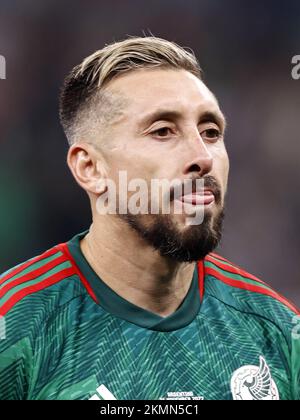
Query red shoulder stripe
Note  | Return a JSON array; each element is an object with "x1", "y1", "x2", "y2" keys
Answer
[
  {"x1": 197, "y1": 260, "x2": 205, "y2": 301},
  {"x1": 56, "y1": 243, "x2": 98, "y2": 304},
  {"x1": 0, "y1": 254, "x2": 68, "y2": 299},
  {"x1": 206, "y1": 266, "x2": 300, "y2": 315},
  {"x1": 0, "y1": 248, "x2": 59, "y2": 285},
  {"x1": 206, "y1": 254, "x2": 268, "y2": 287},
  {"x1": 0, "y1": 267, "x2": 76, "y2": 316},
  {"x1": 210, "y1": 252, "x2": 232, "y2": 264}
]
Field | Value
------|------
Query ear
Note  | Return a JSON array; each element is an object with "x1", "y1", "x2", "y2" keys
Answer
[{"x1": 67, "y1": 142, "x2": 108, "y2": 196}]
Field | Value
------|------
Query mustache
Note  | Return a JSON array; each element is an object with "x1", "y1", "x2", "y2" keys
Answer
[{"x1": 168, "y1": 175, "x2": 222, "y2": 205}]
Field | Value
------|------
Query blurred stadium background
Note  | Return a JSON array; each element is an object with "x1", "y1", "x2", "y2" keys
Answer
[{"x1": 0, "y1": 0, "x2": 299, "y2": 305}]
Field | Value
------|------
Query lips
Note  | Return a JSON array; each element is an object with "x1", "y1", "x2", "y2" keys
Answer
[{"x1": 178, "y1": 189, "x2": 215, "y2": 205}]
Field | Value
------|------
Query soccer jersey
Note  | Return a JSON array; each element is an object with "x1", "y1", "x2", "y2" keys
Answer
[{"x1": 0, "y1": 231, "x2": 299, "y2": 400}]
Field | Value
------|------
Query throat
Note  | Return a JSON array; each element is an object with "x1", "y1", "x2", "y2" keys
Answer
[{"x1": 80, "y1": 229, "x2": 196, "y2": 318}]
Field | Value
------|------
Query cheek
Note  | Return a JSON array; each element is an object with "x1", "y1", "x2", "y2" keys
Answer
[
  {"x1": 212, "y1": 146, "x2": 230, "y2": 190},
  {"x1": 125, "y1": 148, "x2": 167, "y2": 181},
  {"x1": 106, "y1": 152, "x2": 161, "y2": 201},
  {"x1": 222, "y1": 153, "x2": 230, "y2": 185},
  {"x1": 107, "y1": 131, "x2": 179, "y2": 181}
]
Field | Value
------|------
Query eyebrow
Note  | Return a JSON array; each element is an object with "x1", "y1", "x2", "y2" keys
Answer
[
  {"x1": 138, "y1": 109, "x2": 227, "y2": 132},
  {"x1": 199, "y1": 111, "x2": 227, "y2": 132}
]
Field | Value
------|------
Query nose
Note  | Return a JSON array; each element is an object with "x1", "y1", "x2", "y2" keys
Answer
[{"x1": 183, "y1": 135, "x2": 213, "y2": 177}]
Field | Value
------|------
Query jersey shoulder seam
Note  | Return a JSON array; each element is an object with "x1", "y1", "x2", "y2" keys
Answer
[
  {"x1": 205, "y1": 291, "x2": 291, "y2": 350},
  {"x1": 205, "y1": 252, "x2": 300, "y2": 315},
  {"x1": 0, "y1": 246, "x2": 78, "y2": 316}
]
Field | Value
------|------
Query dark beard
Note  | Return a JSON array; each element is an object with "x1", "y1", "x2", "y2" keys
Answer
[{"x1": 119, "y1": 208, "x2": 225, "y2": 262}]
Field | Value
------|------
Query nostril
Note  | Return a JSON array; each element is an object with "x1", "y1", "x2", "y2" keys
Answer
[{"x1": 189, "y1": 164, "x2": 201, "y2": 173}]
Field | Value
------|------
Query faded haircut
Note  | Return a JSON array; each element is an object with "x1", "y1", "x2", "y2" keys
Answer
[{"x1": 59, "y1": 35, "x2": 203, "y2": 146}]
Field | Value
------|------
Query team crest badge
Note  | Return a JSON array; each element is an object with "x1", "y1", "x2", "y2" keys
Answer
[{"x1": 231, "y1": 356, "x2": 279, "y2": 400}]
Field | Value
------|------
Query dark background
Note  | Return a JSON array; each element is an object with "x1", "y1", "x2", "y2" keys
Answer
[{"x1": 0, "y1": 0, "x2": 299, "y2": 305}]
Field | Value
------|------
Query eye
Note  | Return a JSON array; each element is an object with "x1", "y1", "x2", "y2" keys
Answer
[
  {"x1": 200, "y1": 128, "x2": 222, "y2": 142},
  {"x1": 150, "y1": 127, "x2": 173, "y2": 138}
]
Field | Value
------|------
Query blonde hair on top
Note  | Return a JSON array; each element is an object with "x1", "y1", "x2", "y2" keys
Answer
[{"x1": 59, "y1": 35, "x2": 202, "y2": 145}]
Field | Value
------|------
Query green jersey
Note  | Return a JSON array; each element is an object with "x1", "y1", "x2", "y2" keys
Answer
[{"x1": 0, "y1": 231, "x2": 299, "y2": 400}]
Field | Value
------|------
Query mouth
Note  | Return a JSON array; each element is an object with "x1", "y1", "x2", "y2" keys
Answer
[{"x1": 177, "y1": 189, "x2": 215, "y2": 206}]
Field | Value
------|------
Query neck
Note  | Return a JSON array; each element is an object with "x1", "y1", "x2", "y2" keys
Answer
[{"x1": 80, "y1": 216, "x2": 196, "y2": 317}]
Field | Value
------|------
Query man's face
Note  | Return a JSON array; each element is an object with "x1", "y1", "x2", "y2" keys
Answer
[{"x1": 97, "y1": 68, "x2": 229, "y2": 261}]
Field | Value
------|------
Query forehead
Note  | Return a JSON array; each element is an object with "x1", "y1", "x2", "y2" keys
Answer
[{"x1": 105, "y1": 68, "x2": 221, "y2": 122}]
